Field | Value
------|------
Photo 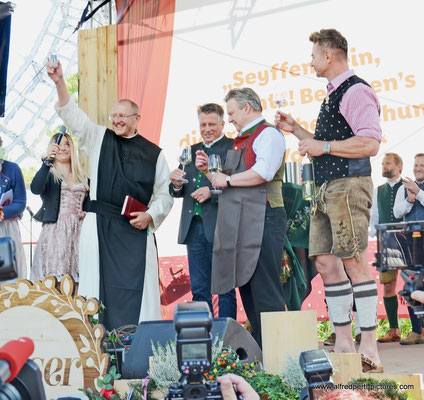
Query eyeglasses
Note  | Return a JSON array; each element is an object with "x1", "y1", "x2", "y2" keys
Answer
[{"x1": 108, "y1": 113, "x2": 138, "y2": 121}]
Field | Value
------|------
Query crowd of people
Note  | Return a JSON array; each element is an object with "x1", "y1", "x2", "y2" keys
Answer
[{"x1": 1, "y1": 29, "x2": 424, "y2": 394}]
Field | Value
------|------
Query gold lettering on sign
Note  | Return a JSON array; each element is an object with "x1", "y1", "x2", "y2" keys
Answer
[{"x1": 0, "y1": 275, "x2": 109, "y2": 398}]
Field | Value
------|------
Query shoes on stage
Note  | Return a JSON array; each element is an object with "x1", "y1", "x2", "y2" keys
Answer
[
  {"x1": 377, "y1": 328, "x2": 401, "y2": 343},
  {"x1": 323, "y1": 332, "x2": 336, "y2": 346},
  {"x1": 400, "y1": 331, "x2": 424, "y2": 345},
  {"x1": 355, "y1": 333, "x2": 361, "y2": 344}
]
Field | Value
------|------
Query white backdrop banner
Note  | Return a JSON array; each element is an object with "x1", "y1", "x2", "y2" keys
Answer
[{"x1": 156, "y1": 0, "x2": 424, "y2": 257}]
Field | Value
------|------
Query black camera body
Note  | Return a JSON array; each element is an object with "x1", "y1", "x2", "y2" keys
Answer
[
  {"x1": 299, "y1": 349, "x2": 333, "y2": 400},
  {"x1": 399, "y1": 267, "x2": 424, "y2": 319},
  {"x1": 165, "y1": 302, "x2": 243, "y2": 400},
  {"x1": 0, "y1": 237, "x2": 17, "y2": 282},
  {"x1": 374, "y1": 222, "x2": 424, "y2": 272},
  {"x1": 166, "y1": 380, "x2": 225, "y2": 400},
  {"x1": 0, "y1": 360, "x2": 46, "y2": 400}
]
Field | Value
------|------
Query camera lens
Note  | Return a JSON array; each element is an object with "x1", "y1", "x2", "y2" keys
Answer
[
  {"x1": 0, "y1": 383, "x2": 21, "y2": 400},
  {"x1": 183, "y1": 384, "x2": 208, "y2": 399}
]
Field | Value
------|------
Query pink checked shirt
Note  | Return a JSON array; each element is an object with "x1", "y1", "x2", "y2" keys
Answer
[{"x1": 327, "y1": 69, "x2": 382, "y2": 142}]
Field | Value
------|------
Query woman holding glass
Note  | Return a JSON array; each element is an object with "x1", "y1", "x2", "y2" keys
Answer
[{"x1": 30, "y1": 131, "x2": 89, "y2": 283}]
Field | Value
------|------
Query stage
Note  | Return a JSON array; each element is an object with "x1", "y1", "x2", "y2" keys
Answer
[{"x1": 158, "y1": 240, "x2": 410, "y2": 321}]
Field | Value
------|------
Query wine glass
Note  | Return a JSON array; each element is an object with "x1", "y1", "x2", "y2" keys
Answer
[
  {"x1": 208, "y1": 154, "x2": 222, "y2": 194},
  {"x1": 273, "y1": 90, "x2": 288, "y2": 108},
  {"x1": 176, "y1": 146, "x2": 192, "y2": 184}
]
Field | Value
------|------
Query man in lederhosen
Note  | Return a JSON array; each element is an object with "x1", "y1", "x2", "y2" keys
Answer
[
  {"x1": 275, "y1": 29, "x2": 383, "y2": 372},
  {"x1": 196, "y1": 88, "x2": 286, "y2": 347}
]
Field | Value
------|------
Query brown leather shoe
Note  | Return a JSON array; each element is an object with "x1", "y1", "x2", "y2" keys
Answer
[
  {"x1": 323, "y1": 332, "x2": 336, "y2": 346},
  {"x1": 400, "y1": 331, "x2": 424, "y2": 345},
  {"x1": 377, "y1": 328, "x2": 401, "y2": 343}
]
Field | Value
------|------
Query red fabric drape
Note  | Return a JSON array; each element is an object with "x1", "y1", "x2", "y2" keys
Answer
[{"x1": 115, "y1": 0, "x2": 175, "y2": 145}]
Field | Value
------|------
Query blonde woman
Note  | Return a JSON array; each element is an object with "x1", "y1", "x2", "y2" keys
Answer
[{"x1": 30, "y1": 131, "x2": 89, "y2": 283}]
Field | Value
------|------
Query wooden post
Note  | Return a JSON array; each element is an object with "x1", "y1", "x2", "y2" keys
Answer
[
  {"x1": 78, "y1": 25, "x2": 117, "y2": 123},
  {"x1": 78, "y1": 25, "x2": 118, "y2": 176}
]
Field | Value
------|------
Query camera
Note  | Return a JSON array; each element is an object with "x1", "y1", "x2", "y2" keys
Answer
[
  {"x1": 0, "y1": 359, "x2": 46, "y2": 400},
  {"x1": 373, "y1": 222, "x2": 424, "y2": 318},
  {"x1": 0, "y1": 238, "x2": 17, "y2": 282},
  {"x1": 0, "y1": 239, "x2": 46, "y2": 400},
  {"x1": 165, "y1": 302, "x2": 243, "y2": 400},
  {"x1": 399, "y1": 267, "x2": 424, "y2": 319},
  {"x1": 299, "y1": 349, "x2": 333, "y2": 400}
]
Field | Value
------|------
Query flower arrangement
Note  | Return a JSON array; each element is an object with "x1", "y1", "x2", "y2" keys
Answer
[
  {"x1": 80, "y1": 365, "x2": 121, "y2": 400},
  {"x1": 79, "y1": 341, "x2": 414, "y2": 400},
  {"x1": 207, "y1": 348, "x2": 300, "y2": 400}
]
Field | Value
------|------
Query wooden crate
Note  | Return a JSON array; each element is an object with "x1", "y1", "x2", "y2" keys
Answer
[{"x1": 262, "y1": 310, "x2": 318, "y2": 374}]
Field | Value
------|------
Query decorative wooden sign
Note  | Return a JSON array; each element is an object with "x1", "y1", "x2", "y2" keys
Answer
[{"x1": 0, "y1": 275, "x2": 109, "y2": 399}]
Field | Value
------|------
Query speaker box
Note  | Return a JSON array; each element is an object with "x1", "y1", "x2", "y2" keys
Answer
[{"x1": 122, "y1": 317, "x2": 262, "y2": 379}]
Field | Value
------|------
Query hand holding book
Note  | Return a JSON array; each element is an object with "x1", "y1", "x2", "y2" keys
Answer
[
  {"x1": 121, "y1": 195, "x2": 148, "y2": 219},
  {"x1": 122, "y1": 195, "x2": 151, "y2": 230}
]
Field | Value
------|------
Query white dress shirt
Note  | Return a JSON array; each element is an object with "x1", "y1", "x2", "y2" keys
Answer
[
  {"x1": 239, "y1": 116, "x2": 286, "y2": 181},
  {"x1": 393, "y1": 182, "x2": 424, "y2": 219}
]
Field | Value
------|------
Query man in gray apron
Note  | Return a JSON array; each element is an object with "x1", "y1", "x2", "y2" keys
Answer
[{"x1": 196, "y1": 87, "x2": 287, "y2": 347}]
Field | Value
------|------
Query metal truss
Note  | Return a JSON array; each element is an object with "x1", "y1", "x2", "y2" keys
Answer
[{"x1": 1, "y1": 0, "x2": 114, "y2": 165}]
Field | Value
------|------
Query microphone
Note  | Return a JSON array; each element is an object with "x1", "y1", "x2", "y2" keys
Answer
[
  {"x1": 0, "y1": 337, "x2": 34, "y2": 385},
  {"x1": 51, "y1": 125, "x2": 67, "y2": 159},
  {"x1": 26, "y1": 206, "x2": 34, "y2": 218}
]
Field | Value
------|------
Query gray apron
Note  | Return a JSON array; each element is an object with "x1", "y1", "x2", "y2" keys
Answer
[{"x1": 211, "y1": 133, "x2": 267, "y2": 294}]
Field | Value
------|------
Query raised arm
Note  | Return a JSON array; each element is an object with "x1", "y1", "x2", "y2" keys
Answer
[{"x1": 46, "y1": 59, "x2": 104, "y2": 155}]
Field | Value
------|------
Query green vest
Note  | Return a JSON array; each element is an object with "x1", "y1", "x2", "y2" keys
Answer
[
  {"x1": 377, "y1": 180, "x2": 403, "y2": 224},
  {"x1": 266, "y1": 156, "x2": 285, "y2": 208}
]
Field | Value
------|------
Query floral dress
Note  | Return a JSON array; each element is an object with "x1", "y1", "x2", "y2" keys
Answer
[{"x1": 31, "y1": 182, "x2": 87, "y2": 282}]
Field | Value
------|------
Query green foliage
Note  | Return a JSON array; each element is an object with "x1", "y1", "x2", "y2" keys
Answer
[
  {"x1": 66, "y1": 72, "x2": 79, "y2": 97},
  {"x1": 80, "y1": 366, "x2": 121, "y2": 400},
  {"x1": 148, "y1": 340, "x2": 181, "y2": 391},
  {"x1": 208, "y1": 348, "x2": 250, "y2": 380},
  {"x1": 280, "y1": 354, "x2": 307, "y2": 393},
  {"x1": 317, "y1": 320, "x2": 332, "y2": 341},
  {"x1": 349, "y1": 377, "x2": 412, "y2": 400},
  {"x1": 20, "y1": 166, "x2": 38, "y2": 188},
  {"x1": 248, "y1": 371, "x2": 299, "y2": 400},
  {"x1": 287, "y1": 206, "x2": 310, "y2": 238},
  {"x1": 375, "y1": 318, "x2": 412, "y2": 339},
  {"x1": 209, "y1": 348, "x2": 299, "y2": 400},
  {"x1": 317, "y1": 318, "x2": 413, "y2": 342}
]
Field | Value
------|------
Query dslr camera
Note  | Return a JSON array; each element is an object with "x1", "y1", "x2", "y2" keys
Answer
[
  {"x1": 399, "y1": 267, "x2": 424, "y2": 319},
  {"x1": 165, "y1": 302, "x2": 243, "y2": 400},
  {"x1": 0, "y1": 238, "x2": 46, "y2": 400},
  {"x1": 373, "y1": 222, "x2": 424, "y2": 318}
]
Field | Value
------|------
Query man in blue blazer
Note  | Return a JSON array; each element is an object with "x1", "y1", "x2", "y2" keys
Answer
[{"x1": 169, "y1": 103, "x2": 236, "y2": 318}]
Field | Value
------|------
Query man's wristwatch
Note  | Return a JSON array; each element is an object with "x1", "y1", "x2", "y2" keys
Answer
[
  {"x1": 323, "y1": 141, "x2": 331, "y2": 155},
  {"x1": 226, "y1": 175, "x2": 232, "y2": 187}
]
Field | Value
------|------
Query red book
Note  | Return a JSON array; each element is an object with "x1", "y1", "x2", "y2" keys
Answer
[{"x1": 121, "y1": 195, "x2": 149, "y2": 218}]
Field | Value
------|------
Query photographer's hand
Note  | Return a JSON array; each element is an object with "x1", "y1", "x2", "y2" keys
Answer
[
  {"x1": 218, "y1": 374, "x2": 259, "y2": 400},
  {"x1": 411, "y1": 290, "x2": 424, "y2": 304}
]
